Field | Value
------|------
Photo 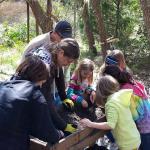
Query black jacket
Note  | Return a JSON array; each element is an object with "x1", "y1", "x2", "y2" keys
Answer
[
  {"x1": 55, "y1": 67, "x2": 67, "y2": 101},
  {"x1": 0, "y1": 80, "x2": 63, "y2": 150}
]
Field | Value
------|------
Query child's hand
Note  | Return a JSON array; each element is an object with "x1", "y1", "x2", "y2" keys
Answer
[
  {"x1": 80, "y1": 118, "x2": 92, "y2": 128},
  {"x1": 81, "y1": 100, "x2": 88, "y2": 108},
  {"x1": 85, "y1": 89, "x2": 91, "y2": 94},
  {"x1": 90, "y1": 91, "x2": 96, "y2": 104}
]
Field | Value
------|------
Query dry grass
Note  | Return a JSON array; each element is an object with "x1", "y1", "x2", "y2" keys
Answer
[{"x1": 0, "y1": 1, "x2": 32, "y2": 24}]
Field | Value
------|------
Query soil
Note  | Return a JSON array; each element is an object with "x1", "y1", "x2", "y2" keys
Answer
[{"x1": 57, "y1": 93, "x2": 104, "y2": 127}]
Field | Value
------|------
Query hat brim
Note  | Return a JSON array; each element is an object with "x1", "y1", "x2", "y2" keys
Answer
[{"x1": 59, "y1": 32, "x2": 72, "y2": 38}]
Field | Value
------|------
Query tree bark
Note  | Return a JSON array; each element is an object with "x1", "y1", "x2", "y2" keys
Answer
[
  {"x1": 115, "y1": 0, "x2": 121, "y2": 38},
  {"x1": 26, "y1": 0, "x2": 57, "y2": 33},
  {"x1": 91, "y1": 0, "x2": 110, "y2": 58},
  {"x1": 140, "y1": 0, "x2": 150, "y2": 41},
  {"x1": 82, "y1": 1, "x2": 97, "y2": 55}
]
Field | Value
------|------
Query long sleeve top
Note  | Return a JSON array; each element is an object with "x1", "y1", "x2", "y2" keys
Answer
[
  {"x1": 0, "y1": 80, "x2": 63, "y2": 150},
  {"x1": 22, "y1": 32, "x2": 67, "y2": 102},
  {"x1": 106, "y1": 89, "x2": 141, "y2": 150},
  {"x1": 22, "y1": 46, "x2": 67, "y2": 130},
  {"x1": 67, "y1": 75, "x2": 94, "y2": 103},
  {"x1": 121, "y1": 81, "x2": 150, "y2": 134}
]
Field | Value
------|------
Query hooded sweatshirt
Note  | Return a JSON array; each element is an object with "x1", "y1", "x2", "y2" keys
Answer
[
  {"x1": 105, "y1": 89, "x2": 141, "y2": 150},
  {"x1": 121, "y1": 81, "x2": 150, "y2": 134}
]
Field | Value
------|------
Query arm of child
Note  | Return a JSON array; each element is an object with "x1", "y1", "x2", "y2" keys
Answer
[
  {"x1": 80, "y1": 103, "x2": 118, "y2": 130},
  {"x1": 67, "y1": 87, "x2": 88, "y2": 108},
  {"x1": 86, "y1": 86, "x2": 96, "y2": 104},
  {"x1": 80, "y1": 118, "x2": 112, "y2": 130},
  {"x1": 67, "y1": 78, "x2": 84, "y2": 103}
]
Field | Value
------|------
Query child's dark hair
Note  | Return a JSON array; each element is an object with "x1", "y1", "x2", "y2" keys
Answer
[
  {"x1": 16, "y1": 56, "x2": 48, "y2": 82},
  {"x1": 103, "y1": 65, "x2": 133, "y2": 84}
]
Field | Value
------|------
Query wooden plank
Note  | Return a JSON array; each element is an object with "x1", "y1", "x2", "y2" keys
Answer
[
  {"x1": 30, "y1": 138, "x2": 48, "y2": 150},
  {"x1": 49, "y1": 116, "x2": 106, "y2": 150},
  {"x1": 30, "y1": 116, "x2": 106, "y2": 150},
  {"x1": 70, "y1": 130, "x2": 106, "y2": 150}
]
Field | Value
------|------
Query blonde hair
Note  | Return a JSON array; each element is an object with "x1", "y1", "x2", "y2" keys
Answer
[
  {"x1": 99, "y1": 49, "x2": 126, "y2": 76},
  {"x1": 96, "y1": 75, "x2": 119, "y2": 106},
  {"x1": 73, "y1": 58, "x2": 94, "y2": 84}
]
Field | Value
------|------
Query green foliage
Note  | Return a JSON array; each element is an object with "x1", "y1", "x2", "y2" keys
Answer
[
  {"x1": 0, "y1": 20, "x2": 36, "y2": 47},
  {"x1": 0, "y1": 19, "x2": 36, "y2": 77},
  {"x1": 0, "y1": 0, "x2": 150, "y2": 79}
]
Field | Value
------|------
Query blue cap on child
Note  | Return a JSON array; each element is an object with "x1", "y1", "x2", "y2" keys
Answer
[{"x1": 105, "y1": 56, "x2": 118, "y2": 65}]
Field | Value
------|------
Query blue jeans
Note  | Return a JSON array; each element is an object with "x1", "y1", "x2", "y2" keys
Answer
[
  {"x1": 106, "y1": 131, "x2": 115, "y2": 143},
  {"x1": 140, "y1": 133, "x2": 150, "y2": 150}
]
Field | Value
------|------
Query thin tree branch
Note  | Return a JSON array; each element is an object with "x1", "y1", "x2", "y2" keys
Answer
[{"x1": 0, "y1": 0, "x2": 6, "y2": 3}]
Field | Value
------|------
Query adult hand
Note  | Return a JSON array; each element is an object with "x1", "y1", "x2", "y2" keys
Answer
[
  {"x1": 64, "y1": 123, "x2": 77, "y2": 136},
  {"x1": 63, "y1": 99, "x2": 74, "y2": 111},
  {"x1": 57, "y1": 130, "x2": 64, "y2": 140}
]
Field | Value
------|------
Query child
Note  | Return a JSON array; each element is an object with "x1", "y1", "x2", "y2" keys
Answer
[
  {"x1": 99, "y1": 49, "x2": 132, "y2": 76},
  {"x1": 0, "y1": 56, "x2": 64, "y2": 150},
  {"x1": 67, "y1": 58, "x2": 96, "y2": 108},
  {"x1": 103, "y1": 65, "x2": 150, "y2": 150},
  {"x1": 80, "y1": 75, "x2": 141, "y2": 150}
]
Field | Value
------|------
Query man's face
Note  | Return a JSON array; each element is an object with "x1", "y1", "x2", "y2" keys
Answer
[
  {"x1": 57, "y1": 50, "x2": 74, "y2": 67},
  {"x1": 53, "y1": 32, "x2": 62, "y2": 42}
]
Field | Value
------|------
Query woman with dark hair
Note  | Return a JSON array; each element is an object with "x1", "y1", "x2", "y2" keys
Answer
[
  {"x1": 26, "y1": 38, "x2": 80, "y2": 105},
  {"x1": 24, "y1": 38, "x2": 80, "y2": 135},
  {"x1": 0, "y1": 56, "x2": 64, "y2": 150}
]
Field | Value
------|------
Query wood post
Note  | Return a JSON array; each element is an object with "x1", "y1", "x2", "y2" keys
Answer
[{"x1": 27, "y1": 1, "x2": 30, "y2": 43}]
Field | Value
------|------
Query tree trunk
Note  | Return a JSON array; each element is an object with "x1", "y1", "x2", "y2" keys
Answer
[
  {"x1": 73, "y1": 1, "x2": 77, "y2": 38},
  {"x1": 82, "y1": 1, "x2": 97, "y2": 55},
  {"x1": 26, "y1": 0, "x2": 56, "y2": 33},
  {"x1": 0, "y1": 0, "x2": 5, "y2": 3},
  {"x1": 140, "y1": 0, "x2": 150, "y2": 41},
  {"x1": 46, "y1": 0, "x2": 53, "y2": 30},
  {"x1": 115, "y1": 0, "x2": 121, "y2": 37},
  {"x1": 91, "y1": 0, "x2": 110, "y2": 58}
]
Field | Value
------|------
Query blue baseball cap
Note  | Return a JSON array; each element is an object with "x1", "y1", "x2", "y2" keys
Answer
[{"x1": 54, "y1": 21, "x2": 72, "y2": 38}]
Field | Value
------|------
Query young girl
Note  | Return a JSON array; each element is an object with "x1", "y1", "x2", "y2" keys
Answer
[
  {"x1": 80, "y1": 75, "x2": 141, "y2": 150},
  {"x1": 67, "y1": 58, "x2": 96, "y2": 108},
  {"x1": 103, "y1": 65, "x2": 150, "y2": 150},
  {"x1": 0, "y1": 56, "x2": 64, "y2": 150},
  {"x1": 99, "y1": 49, "x2": 132, "y2": 76}
]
